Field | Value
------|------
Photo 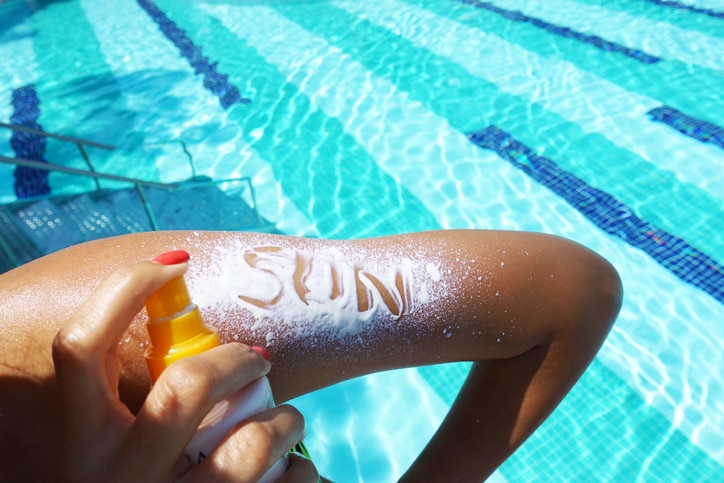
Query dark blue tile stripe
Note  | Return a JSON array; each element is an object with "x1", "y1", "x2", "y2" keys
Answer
[
  {"x1": 10, "y1": 84, "x2": 51, "y2": 199},
  {"x1": 458, "y1": 0, "x2": 661, "y2": 64},
  {"x1": 136, "y1": 0, "x2": 250, "y2": 109},
  {"x1": 642, "y1": 0, "x2": 724, "y2": 19},
  {"x1": 648, "y1": 106, "x2": 724, "y2": 150},
  {"x1": 468, "y1": 126, "x2": 724, "y2": 304}
]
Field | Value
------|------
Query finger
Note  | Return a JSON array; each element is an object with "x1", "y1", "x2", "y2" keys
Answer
[
  {"x1": 120, "y1": 343, "x2": 272, "y2": 480},
  {"x1": 53, "y1": 260, "x2": 187, "y2": 425},
  {"x1": 277, "y1": 452, "x2": 319, "y2": 483},
  {"x1": 183, "y1": 404, "x2": 306, "y2": 483}
]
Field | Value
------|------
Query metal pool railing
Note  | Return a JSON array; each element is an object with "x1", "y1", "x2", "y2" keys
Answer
[
  {"x1": 0, "y1": 123, "x2": 270, "y2": 272},
  {"x1": 0, "y1": 121, "x2": 115, "y2": 191}
]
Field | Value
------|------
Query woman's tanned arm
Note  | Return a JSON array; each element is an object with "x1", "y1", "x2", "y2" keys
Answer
[{"x1": 0, "y1": 230, "x2": 621, "y2": 481}]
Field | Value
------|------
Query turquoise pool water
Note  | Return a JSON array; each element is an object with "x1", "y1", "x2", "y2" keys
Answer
[{"x1": 1, "y1": 0, "x2": 723, "y2": 481}]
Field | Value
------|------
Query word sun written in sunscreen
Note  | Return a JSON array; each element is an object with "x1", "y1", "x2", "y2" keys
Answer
[{"x1": 192, "y1": 245, "x2": 442, "y2": 340}]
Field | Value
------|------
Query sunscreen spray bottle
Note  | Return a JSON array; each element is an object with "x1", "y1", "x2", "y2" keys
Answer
[{"x1": 145, "y1": 250, "x2": 287, "y2": 482}]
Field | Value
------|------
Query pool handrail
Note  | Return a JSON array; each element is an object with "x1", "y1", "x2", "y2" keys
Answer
[
  {"x1": 0, "y1": 154, "x2": 178, "y2": 190},
  {"x1": 0, "y1": 123, "x2": 216, "y2": 191},
  {"x1": 1, "y1": 121, "x2": 263, "y2": 224},
  {"x1": 0, "y1": 154, "x2": 179, "y2": 231},
  {"x1": 0, "y1": 154, "x2": 263, "y2": 227},
  {"x1": 0, "y1": 154, "x2": 268, "y2": 273},
  {"x1": 0, "y1": 122, "x2": 115, "y2": 191},
  {"x1": 0, "y1": 122, "x2": 115, "y2": 150},
  {"x1": 0, "y1": 122, "x2": 268, "y2": 262}
]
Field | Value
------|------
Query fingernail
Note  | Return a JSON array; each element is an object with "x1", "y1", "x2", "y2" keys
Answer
[
  {"x1": 251, "y1": 345, "x2": 271, "y2": 361},
  {"x1": 152, "y1": 250, "x2": 190, "y2": 265}
]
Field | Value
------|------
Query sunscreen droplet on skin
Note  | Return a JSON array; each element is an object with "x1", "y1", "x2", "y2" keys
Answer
[{"x1": 426, "y1": 262, "x2": 441, "y2": 282}]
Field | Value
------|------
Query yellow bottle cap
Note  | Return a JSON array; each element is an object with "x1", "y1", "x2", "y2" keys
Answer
[{"x1": 145, "y1": 276, "x2": 220, "y2": 382}]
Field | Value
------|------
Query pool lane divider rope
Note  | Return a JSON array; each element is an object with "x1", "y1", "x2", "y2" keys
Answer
[
  {"x1": 468, "y1": 125, "x2": 724, "y2": 304},
  {"x1": 9, "y1": 84, "x2": 51, "y2": 199},
  {"x1": 647, "y1": 106, "x2": 724, "y2": 150},
  {"x1": 457, "y1": 0, "x2": 661, "y2": 64},
  {"x1": 641, "y1": 0, "x2": 724, "y2": 19},
  {"x1": 136, "y1": 0, "x2": 250, "y2": 109}
]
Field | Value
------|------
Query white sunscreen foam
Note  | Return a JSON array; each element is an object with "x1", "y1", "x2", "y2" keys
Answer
[{"x1": 189, "y1": 242, "x2": 444, "y2": 341}]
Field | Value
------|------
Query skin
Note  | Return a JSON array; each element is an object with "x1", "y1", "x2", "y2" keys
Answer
[{"x1": 0, "y1": 229, "x2": 622, "y2": 481}]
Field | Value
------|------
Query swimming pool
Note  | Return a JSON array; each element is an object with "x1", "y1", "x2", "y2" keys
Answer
[{"x1": 1, "y1": 0, "x2": 723, "y2": 480}]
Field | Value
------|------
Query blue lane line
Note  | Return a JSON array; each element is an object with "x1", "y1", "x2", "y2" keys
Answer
[
  {"x1": 10, "y1": 84, "x2": 51, "y2": 199},
  {"x1": 458, "y1": 0, "x2": 661, "y2": 64},
  {"x1": 136, "y1": 0, "x2": 250, "y2": 109},
  {"x1": 648, "y1": 106, "x2": 724, "y2": 150},
  {"x1": 468, "y1": 125, "x2": 724, "y2": 304},
  {"x1": 642, "y1": 0, "x2": 724, "y2": 19}
]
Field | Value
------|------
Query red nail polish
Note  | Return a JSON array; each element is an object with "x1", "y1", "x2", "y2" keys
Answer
[
  {"x1": 251, "y1": 346, "x2": 271, "y2": 361},
  {"x1": 152, "y1": 250, "x2": 190, "y2": 265}
]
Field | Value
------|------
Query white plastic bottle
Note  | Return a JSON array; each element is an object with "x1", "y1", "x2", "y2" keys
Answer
[{"x1": 185, "y1": 377, "x2": 287, "y2": 481}]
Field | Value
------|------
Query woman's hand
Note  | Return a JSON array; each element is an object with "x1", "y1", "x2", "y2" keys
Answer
[{"x1": 51, "y1": 257, "x2": 318, "y2": 482}]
